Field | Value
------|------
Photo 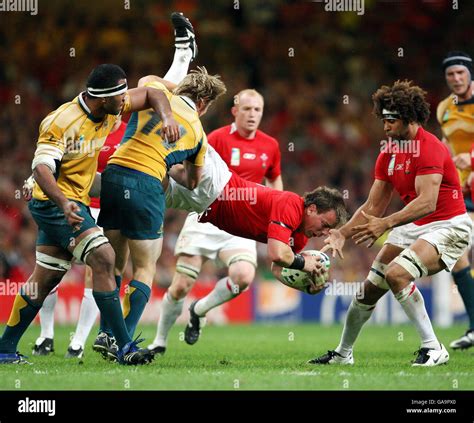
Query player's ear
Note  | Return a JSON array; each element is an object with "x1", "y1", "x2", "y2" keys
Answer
[
  {"x1": 231, "y1": 106, "x2": 238, "y2": 117},
  {"x1": 307, "y1": 204, "x2": 317, "y2": 214}
]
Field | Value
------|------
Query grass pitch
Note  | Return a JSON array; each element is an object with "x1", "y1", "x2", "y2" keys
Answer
[{"x1": 0, "y1": 323, "x2": 472, "y2": 390}]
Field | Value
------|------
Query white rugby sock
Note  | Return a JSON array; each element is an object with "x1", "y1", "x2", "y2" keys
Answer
[
  {"x1": 153, "y1": 291, "x2": 185, "y2": 347},
  {"x1": 395, "y1": 282, "x2": 439, "y2": 349},
  {"x1": 164, "y1": 48, "x2": 192, "y2": 84},
  {"x1": 39, "y1": 288, "x2": 58, "y2": 339},
  {"x1": 70, "y1": 288, "x2": 99, "y2": 349},
  {"x1": 194, "y1": 277, "x2": 239, "y2": 317},
  {"x1": 336, "y1": 297, "x2": 376, "y2": 357}
]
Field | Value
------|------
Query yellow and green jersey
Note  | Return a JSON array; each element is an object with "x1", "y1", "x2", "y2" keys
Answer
[
  {"x1": 32, "y1": 93, "x2": 131, "y2": 205},
  {"x1": 437, "y1": 94, "x2": 474, "y2": 185},
  {"x1": 109, "y1": 81, "x2": 207, "y2": 180}
]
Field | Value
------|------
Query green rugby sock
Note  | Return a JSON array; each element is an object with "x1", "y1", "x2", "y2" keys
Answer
[
  {"x1": 98, "y1": 275, "x2": 122, "y2": 336},
  {"x1": 453, "y1": 267, "x2": 474, "y2": 330},
  {"x1": 123, "y1": 280, "x2": 151, "y2": 338},
  {"x1": 93, "y1": 288, "x2": 131, "y2": 349},
  {"x1": 0, "y1": 292, "x2": 41, "y2": 353}
]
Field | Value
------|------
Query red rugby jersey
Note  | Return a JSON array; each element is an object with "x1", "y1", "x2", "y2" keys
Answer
[
  {"x1": 208, "y1": 124, "x2": 281, "y2": 183},
  {"x1": 374, "y1": 127, "x2": 465, "y2": 225},
  {"x1": 89, "y1": 121, "x2": 127, "y2": 209}
]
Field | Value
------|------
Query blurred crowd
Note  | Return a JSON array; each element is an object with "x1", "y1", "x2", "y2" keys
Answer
[{"x1": 0, "y1": 0, "x2": 471, "y2": 287}]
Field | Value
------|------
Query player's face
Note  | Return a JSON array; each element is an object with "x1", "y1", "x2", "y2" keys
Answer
[
  {"x1": 445, "y1": 65, "x2": 471, "y2": 96},
  {"x1": 303, "y1": 206, "x2": 337, "y2": 238},
  {"x1": 383, "y1": 118, "x2": 408, "y2": 139},
  {"x1": 232, "y1": 94, "x2": 264, "y2": 134},
  {"x1": 103, "y1": 79, "x2": 127, "y2": 115}
]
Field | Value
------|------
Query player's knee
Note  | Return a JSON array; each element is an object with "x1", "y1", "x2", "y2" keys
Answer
[
  {"x1": 229, "y1": 265, "x2": 255, "y2": 290},
  {"x1": 228, "y1": 257, "x2": 256, "y2": 289},
  {"x1": 385, "y1": 264, "x2": 411, "y2": 289},
  {"x1": 86, "y1": 244, "x2": 115, "y2": 276},
  {"x1": 170, "y1": 275, "x2": 194, "y2": 299}
]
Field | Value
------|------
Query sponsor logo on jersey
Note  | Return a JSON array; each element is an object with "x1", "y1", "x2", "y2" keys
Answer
[
  {"x1": 243, "y1": 153, "x2": 256, "y2": 160},
  {"x1": 231, "y1": 148, "x2": 240, "y2": 166}
]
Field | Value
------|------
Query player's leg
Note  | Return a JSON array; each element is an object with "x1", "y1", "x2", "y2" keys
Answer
[
  {"x1": 450, "y1": 248, "x2": 474, "y2": 349},
  {"x1": 385, "y1": 239, "x2": 449, "y2": 365},
  {"x1": 0, "y1": 245, "x2": 70, "y2": 363},
  {"x1": 32, "y1": 285, "x2": 58, "y2": 356},
  {"x1": 309, "y1": 243, "x2": 403, "y2": 365},
  {"x1": 169, "y1": 11, "x2": 198, "y2": 77},
  {"x1": 148, "y1": 254, "x2": 205, "y2": 354},
  {"x1": 193, "y1": 247, "x2": 257, "y2": 317},
  {"x1": 122, "y1": 238, "x2": 163, "y2": 338},
  {"x1": 93, "y1": 228, "x2": 129, "y2": 353},
  {"x1": 66, "y1": 264, "x2": 99, "y2": 359}
]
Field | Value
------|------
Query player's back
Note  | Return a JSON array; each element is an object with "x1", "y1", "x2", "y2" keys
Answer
[{"x1": 109, "y1": 81, "x2": 207, "y2": 181}]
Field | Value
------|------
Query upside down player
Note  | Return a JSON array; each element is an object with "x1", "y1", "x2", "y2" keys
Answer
[
  {"x1": 435, "y1": 51, "x2": 474, "y2": 350},
  {"x1": 160, "y1": 144, "x2": 348, "y2": 348},
  {"x1": 148, "y1": 88, "x2": 284, "y2": 354},
  {"x1": 0, "y1": 63, "x2": 180, "y2": 365},
  {"x1": 313, "y1": 81, "x2": 471, "y2": 367}
]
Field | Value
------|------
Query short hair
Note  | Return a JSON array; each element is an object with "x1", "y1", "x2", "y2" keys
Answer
[
  {"x1": 173, "y1": 66, "x2": 227, "y2": 104},
  {"x1": 304, "y1": 186, "x2": 349, "y2": 227},
  {"x1": 86, "y1": 64, "x2": 127, "y2": 97},
  {"x1": 372, "y1": 80, "x2": 430, "y2": 125},
  {"x1": 233, "y1": 89, "x2": 264, "y2": 107}
]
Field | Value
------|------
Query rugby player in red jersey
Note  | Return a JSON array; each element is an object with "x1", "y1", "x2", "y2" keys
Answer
[{"x1": 311, "y1": 81, "x2": 472, "y2": 367}]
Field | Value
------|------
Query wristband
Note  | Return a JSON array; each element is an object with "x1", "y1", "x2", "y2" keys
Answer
[{"x1": 288, "y1": 253, "x2": 305, "y2": 270}]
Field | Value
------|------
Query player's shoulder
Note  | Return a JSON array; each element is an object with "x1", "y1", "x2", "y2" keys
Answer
[
  {"x1": 255, "y1": 129, "x2": 279, "y2": 145},
  {"x1": 208, "y1": 125, "x2": 232, "y2": 140},
  {"x1": 419, "y1": 128, "x2": 448, "y2": 154},
  {"x1": 40, "y1": 98, "x2": 84, "y2": 132}
]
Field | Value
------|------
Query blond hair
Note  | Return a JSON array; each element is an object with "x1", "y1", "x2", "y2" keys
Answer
[
  {"x1": 174, "y1": 66, "x2": 227, "y2": 105},
  {"x1": 233, "y1": 89, "x2": 264, "y2": 106}
]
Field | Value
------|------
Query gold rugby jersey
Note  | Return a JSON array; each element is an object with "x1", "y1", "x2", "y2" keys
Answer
[
  {"x1": 32, "y1": 92, "x2": 131, "y2": 205},
  {"x1": 109, "y1": 81, "x2": 207, "y2": 180},
  {"x1": 437, "y1": 94, "x2": 474, "y2": 185}
]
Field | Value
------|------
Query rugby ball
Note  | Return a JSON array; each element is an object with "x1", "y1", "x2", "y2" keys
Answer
[{"x1": 281, "y1": 250, "x2": 330, "y2": 290}]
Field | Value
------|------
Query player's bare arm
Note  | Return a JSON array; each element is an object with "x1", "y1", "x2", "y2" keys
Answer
[
  {"x1": 33, "y1": 164, "x2": 84, "y2": 229},
  {"x1": 127, "y1": 86, "x2": 180, "y2": 142},
  {"x1": 323, "y1": 179, "x2": 393, "y2": 258},
  {"x1": 453, "y1": 152, "x2": 471, "y2": 170},
  {"x1": 168, "y1": 161, "x2": 203, "y2": 190},
  {"x1": 138, "y1": 75, "x2": 178, "y2": 91},
  {"x1": 352, "y1": 173, "x2": 442, "y2": 247},
  {"x1": 267, "y1": 238, "x2": 324, "y2": 275},
  {"x1": 265, "y1": 175, "x2": 283, "y2": 190}
]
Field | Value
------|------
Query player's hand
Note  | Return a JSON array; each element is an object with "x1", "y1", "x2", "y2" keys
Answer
[
  {"x1": 302, "y1": 252, "x2": 325, "y2": 277},
  {"x1": 22, "y1": 175, "x2": 35, "y2": 201},
  {"x1": 453, "y1": 153, "x2": 471, "y2": 171},
  {"x1": 305, "y1": 280, "x2": 326, "y2": 295},
  {"x1": 62, "y1": 201, "x2": 84, "y2": 231},
  {"x1": 351, "y1": 210, "x2": 388, "y2": 247},
  {"x1": 321, "y1": 229, "x2": 345, "y2": 259},
  {"x1": 162, "y1": 115, "x2": 180, "y2": 143}
]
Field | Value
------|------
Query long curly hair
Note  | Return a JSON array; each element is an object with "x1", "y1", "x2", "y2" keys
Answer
[{"x1": 372, "y1": 80, "x2": 430, "y2": 125}]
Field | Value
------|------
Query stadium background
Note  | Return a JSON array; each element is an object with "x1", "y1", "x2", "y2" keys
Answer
[{"x1": 0, "y1": 0, "x2": 472, "y2": 327}]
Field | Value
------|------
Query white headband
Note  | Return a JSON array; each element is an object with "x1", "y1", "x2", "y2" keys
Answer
[{"x1": 87, "y1": 81, "x2": 128, "y2": 97}]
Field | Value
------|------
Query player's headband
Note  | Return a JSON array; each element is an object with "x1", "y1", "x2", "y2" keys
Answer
[
  {"x1": 87, "y1": 81, "x2": 128, "y2": 97},
  {"x1": 442, "y1": 55, "x2": 472, "y2": 73},
  {"x1": 382, "y1": 109, "x2": 401, "y2": 120}
]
